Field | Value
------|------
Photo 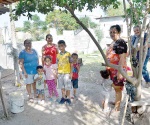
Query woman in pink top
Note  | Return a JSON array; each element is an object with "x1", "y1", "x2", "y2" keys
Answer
[{"x1": 43, "y1": 56, "x2": 59, "y2": 102}]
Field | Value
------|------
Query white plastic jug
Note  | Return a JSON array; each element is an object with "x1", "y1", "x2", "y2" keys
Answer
[{"x1": 9, "y1": 91, "x2": 24, "y2": 113}]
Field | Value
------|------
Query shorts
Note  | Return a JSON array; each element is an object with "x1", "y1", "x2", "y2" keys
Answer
[
  {"x1": 101, "y1": 91, "x2": 110, "y2": 103},
  {"x1": 36, "y1": 89, "x2": 45, "y2": 95},
  {"x1": 71, "y1": 79, "x2": 78, "y2": 88},
  {"x1": 23, "y1": 74, "x2": 35, "y2": 84},
  {"x1": 57, "y1": 74, "x2": 72, "y2": 90}
]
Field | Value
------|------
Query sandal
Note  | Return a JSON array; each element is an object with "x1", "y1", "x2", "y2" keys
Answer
[
  {"x1": 28, "y1": 98, "x2": 34, "y2": 103},
  {"x1": 109, "y1": 101, "x2": 115, "y2": 105}
]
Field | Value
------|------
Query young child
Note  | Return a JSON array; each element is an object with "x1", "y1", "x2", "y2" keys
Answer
[
  {"x1": 34, "y1": 66, "x2": 46, "y2": 104},
  {"x1": 71, "y1": 53, "x2": 80, "y2": 99},
  {"x1": 100, "y1": 70, "x2": 113, "y2": 112},
  {"x1": 57, "y1": 40, "x2": 72, "y2": 105},
  {"x1": 43, "y1": 56, "x2": 59, "y2": 102}
]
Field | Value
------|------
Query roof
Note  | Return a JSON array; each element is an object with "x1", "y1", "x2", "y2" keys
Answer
[
  {"x1": 0, "y1": 0, "x2": 19, "y2": 15},
  {"x1": 95, "y1": 15, "x2": 123, "y2": 20},
  {"x1": 0, "y1": 5, "x2": 9, "y2": 15},
  {"x1": 0, "y1": 0, "x2": 19, "y2": 5}
]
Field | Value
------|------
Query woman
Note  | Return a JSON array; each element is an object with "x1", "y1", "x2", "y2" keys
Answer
[
  {"x1": 19, "y1": 39, "x2": 39, "y2": 101},
  {"x1": 131, "y1": 26, "x2": 150, "y2": 86},
  {"x1": 106, "y1": 25, "x2": 127, "y2": 111},
  {"x1": 42, "y1": 34, "x2": 58, "y2": 65}
]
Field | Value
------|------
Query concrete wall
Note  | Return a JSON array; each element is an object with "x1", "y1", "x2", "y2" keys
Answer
[
  {"x1": 0, "y1": 28, "x2": 99, "y2": 69},
  {"x1": 0, "y1": 43, "x2": 23, "y2": 69}
]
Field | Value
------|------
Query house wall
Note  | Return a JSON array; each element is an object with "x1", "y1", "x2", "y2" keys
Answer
[{"x1": 98, "y1": 16, "x2": 128, "y2": 49}]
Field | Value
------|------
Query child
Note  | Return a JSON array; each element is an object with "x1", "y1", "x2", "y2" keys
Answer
[
  {"x1": 57, "y1": 40, "x2": 72, "y2": 105},
  {"x1": 100, "y1": 70, "x2": 113, "y2": 112},
  {"x1": 34, "y1": 66, "x2": 46, "y2": 104},
  {"x1": 71, "y1": 53, "x2": 80, "y2": 99},
  {"x1": 43, "y1": 56, "x2": 59, "y2": 102}
]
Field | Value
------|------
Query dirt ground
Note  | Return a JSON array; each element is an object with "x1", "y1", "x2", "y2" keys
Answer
[{"x1": 0, "y1": 67, "x2": 133, "y2": 125}]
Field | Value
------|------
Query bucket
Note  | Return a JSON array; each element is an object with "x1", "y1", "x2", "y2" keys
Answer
[{"x1": 9, "y1": 91, "x2": 24, "y2": 113}]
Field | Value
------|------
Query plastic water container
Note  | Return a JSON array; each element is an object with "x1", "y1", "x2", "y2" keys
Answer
[{"x1": 9, "y1": 91, "x2": 24, "y2": 113}]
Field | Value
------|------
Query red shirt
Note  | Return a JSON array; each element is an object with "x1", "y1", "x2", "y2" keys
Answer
[
  {"x1": 42, "y1": 44, "x2": 58, "y2": 64},
  {"x1": 72, "y1": 63, "x2": 79, "y2": 80}
]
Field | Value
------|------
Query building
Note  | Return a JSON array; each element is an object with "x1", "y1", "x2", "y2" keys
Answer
[{"x1": 96, "y1": 16, "x2": 128, "y2": 49}]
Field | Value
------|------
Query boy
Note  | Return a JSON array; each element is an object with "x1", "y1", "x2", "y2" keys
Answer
[
  {"x1": 71, "y1": 53, "x2": 80, "y2": 99},
  {"x1": 34, "y1": 65, "x2": 46, "y2": 104},
  {"x1": 100, "y1": 70, "x2": 113, "y2": 112},
  {"x1": 57, "y1": 40, "x2": 72, "y2": 104}
]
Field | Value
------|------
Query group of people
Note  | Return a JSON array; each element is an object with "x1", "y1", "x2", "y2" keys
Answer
[
  {"x1": 100, "y1": 24, "x2": 150, "y2": 113},
  {"x1": 19, "y1": 24, "x2": 150, "y2": 112},
  {"x1": 19, "y1": 34, "x2": 80, "y2": 105}
]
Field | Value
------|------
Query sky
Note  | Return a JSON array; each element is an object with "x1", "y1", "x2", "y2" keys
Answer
[{"x1": 0, "y1": 6, "x2": 104, "y2": 29}]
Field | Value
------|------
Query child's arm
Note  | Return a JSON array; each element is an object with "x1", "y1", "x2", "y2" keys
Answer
[
  {"x1": 52, "y1": 64, "x2": 58, "y2": 84},
  {"x1": 34, "y1": 74, "x2": 40, "y2": 82},
  {"x1": 43, "y1": 74, "x2": 46, "y2": 88},
  {"x1": 70, "y1": 63, "x2": 73, "y2": 79},
  {"x1": 44, "y1": 80, "x2": 46, "y2": 88},
  {"x1": 76, "y1": 64, "x2": 80, "y2": 73},
  {"x1": 54, "y1": 69, "x2": 58, "y2": 84}
]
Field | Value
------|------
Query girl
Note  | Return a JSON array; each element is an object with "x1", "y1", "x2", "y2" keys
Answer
[
  {"x1": 42, "y1": 34, "x2": 58, "y2": 65},
  {"x1": 43, "y1": 56, "x2": 59, "y2": 102}
]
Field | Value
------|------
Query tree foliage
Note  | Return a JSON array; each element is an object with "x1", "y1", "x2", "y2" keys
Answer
[
  {"x1": 106, "y1": 3, "x2": 124, "y2": 16},
  {"x1": 125, "y1": 0, "x2": 148, "y2": 25},
  {"x1": 46, "y1": 9, "x2": 98, "y2": 34},
  {"x1": 13, "y1": 0, "x2": 120, "y2": 19},
  {"x1": 19, "y1": 14, "x2": 48, "y2": 40},
  {"x1": 45, "y1": 10, "x2": 78, "y2": 34}
]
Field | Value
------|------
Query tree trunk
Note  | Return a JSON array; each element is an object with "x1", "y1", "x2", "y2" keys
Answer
[
  {"x1": 9, "y1": 5, "x2": 20, "y2": 85},
  {"x1": 135, "y1": 81, "x2": 142, "y2": 101}
]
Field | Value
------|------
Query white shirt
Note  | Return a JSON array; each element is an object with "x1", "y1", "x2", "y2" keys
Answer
[
  {"x1": 34, "y1": 73, "x2": 46, "y2": 90},
  {"x1": 101, "y1": 79, "x2": 113, "y2": 92}
]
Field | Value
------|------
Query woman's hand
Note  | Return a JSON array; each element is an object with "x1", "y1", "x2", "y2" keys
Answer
[
  {"x1": 24, "y1": 73, "x2": 28, "y2": 78},
  {"x1": 55, "y1": 79, "x2": 57, "y2": 85}
]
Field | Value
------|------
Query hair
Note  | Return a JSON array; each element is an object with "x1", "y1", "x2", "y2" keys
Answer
[
  {"x1": 71, "y1": 53, "x2": 78, "y2": 57},
  {"x1": 44, "y1": 55, "x2": 52, "y2": 61},
  {"x1": 46, "y1": 34, "x2": 52, "y2": 39},
  {"x1": 36, "y1": 65, "x2": 43, "y2": 70},
  {"x1": 133, "y1": 25, "x2": 140, "y2": 29},
  {"x1": 24, "y1": 39, "x2": 32, "y2": 45},
  {"x1": 58, "y1": 40, "x2": 66, "y2": 46},
  {"x1": 100, "y1": 70, "x2": 110, "y2": 79},
  {"x1": 110, "y1": 24, "x2": 121, "y2": 33}
]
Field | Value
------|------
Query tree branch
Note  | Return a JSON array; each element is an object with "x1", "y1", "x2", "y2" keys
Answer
[
  {"x1": 138, "y1": 11, "x2": 148, "y2": 83},
  {"x1": 65, "y1": 4, "x2": 138, "y2": 85},
  {"x1": 127, "y1": 0, "x2": 140, "y2": 25}
]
